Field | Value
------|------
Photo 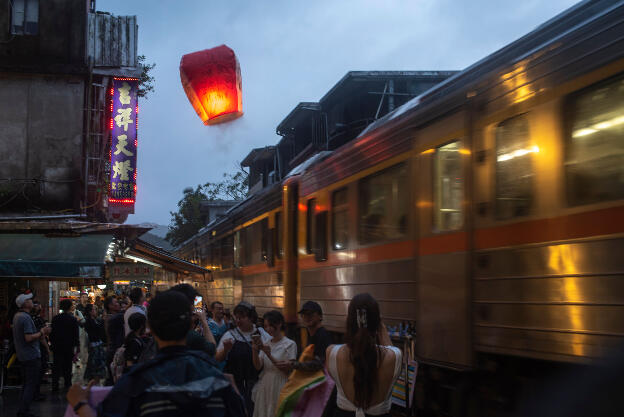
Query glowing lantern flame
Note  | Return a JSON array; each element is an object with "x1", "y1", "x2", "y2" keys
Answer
[{"x1": 179, "y1": 45, "x2": 243, "y2": 125}]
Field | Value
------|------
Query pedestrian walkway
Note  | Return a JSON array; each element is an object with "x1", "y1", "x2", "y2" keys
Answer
[
  {"x1": 1, "y1": 384, "x2": 68, "y2": 417},
  {"x1": 1, "y1": 354, "x2": 87, "y2": 417}
]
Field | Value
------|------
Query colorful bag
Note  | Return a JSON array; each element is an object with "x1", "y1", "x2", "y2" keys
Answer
[
  {"x1": 276, "y1": 344, "x2": 336, "y2": 417},
  {"x1": 110, "y1": 346, "x2": 125, "y2": 383}
]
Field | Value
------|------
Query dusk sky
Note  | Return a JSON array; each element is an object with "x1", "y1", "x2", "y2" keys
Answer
[{"x1": 100, "y1": 0, "x2": 579, "y2": 226}]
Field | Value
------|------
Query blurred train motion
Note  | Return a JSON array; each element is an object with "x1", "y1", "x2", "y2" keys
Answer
[{"x1": 177, "y1": 0, "x2": 624, "y2": 414}]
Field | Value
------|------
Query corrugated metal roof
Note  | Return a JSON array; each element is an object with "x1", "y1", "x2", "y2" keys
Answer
[
  {"x1": 276, "y1": 102, "x2": 320, "y2": 136},
  {"x1": 241, "y1": 146, "x2": 276, "y2": 166},
  {"x1": 318, "y1": 71, "x2": 458, "y2": 105}
]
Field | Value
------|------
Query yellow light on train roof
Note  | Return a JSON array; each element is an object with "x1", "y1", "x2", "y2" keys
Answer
[{"x1": 497, "y1": 146, "x2": 539, "y2": 162}]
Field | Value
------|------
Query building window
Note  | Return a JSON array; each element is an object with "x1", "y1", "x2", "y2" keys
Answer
[
  {"x1": 306, "y1": 198, "x2": 316, "y2": 254},
  {"x1": 433, "y1": 141, "x2": 463, "y2": 231},
  {"x1": 359, "y1": 163, "x2": 408, "y2": 244},
  {"x1": 566, "y1": 75, "x2": 624, "y2": 205},
  {"x1": 495, "y1": 115, "x2": 535, "y2": 219},
  {"x1": 332, "y1": 188, "x2": 349, "y2": 250},
  {"x1": 11, "y1": 0, "x2": 39, "y2": 35}
]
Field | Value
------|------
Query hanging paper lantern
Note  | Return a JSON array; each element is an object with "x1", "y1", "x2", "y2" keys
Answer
[{"x1": 180, "y1": 44, "x2": 243, "y2": 125}]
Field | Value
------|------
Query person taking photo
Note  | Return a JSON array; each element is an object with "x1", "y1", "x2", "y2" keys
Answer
[{"x1": 13, "y1": 292, "x2": 51, "y2": 417}]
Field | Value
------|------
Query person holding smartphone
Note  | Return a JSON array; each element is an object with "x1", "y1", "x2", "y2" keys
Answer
[
  {"x1": 216, "y1": 301, "x2": 270, "y2": 415},
  {"x1": 169, "y1": 284, "x2": 217, "y2": 357},
  {"x1": 251, "y1": 310, "x2": 297, "y2": 417}
]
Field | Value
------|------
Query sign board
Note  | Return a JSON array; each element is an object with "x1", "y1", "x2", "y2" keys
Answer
[
  {"x1": 79, "y1": 266, "x2": 103, "y2": 278},
  {"x1": 67, "y1": 278, "x2": 106, "y2": 287},
  {"x1": 109, "y1": 77, "x2": 139, "y2": 210},
  {"x1": 109, "y1": 262, "x2": 153, "y2": 280}
]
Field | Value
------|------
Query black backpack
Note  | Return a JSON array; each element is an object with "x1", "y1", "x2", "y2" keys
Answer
[{"x1": 223, "y1": 329, "x2": 259, "y2": 414}]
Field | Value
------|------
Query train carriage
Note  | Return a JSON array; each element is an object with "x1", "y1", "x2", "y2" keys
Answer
[
  {"x1": 288, "y1": 0, "x2": 624, "y2": 367},
  {"x1": 177, "y1": 0, "x2": 624, "y2": 413}
]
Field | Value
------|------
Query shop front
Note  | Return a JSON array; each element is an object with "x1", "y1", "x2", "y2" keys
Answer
[{"x1": 0, "y1": 221, "x2": 149, "y2": 319}]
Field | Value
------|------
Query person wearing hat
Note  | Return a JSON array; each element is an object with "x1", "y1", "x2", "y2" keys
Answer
[
  {"x1": 13, "y1": 292, "x2": 51, "y2": 417},
  {"x1": 290, "y1": 301, "x2": 333, "y2": 372},
  {"x1": 215, "y1": 301, "x2": 270, "y2": 415}
]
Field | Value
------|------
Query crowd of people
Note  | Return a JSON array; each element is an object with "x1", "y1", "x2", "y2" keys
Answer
[{"x1": 4, "y1": 287, "x2": 403, "y2": 417}]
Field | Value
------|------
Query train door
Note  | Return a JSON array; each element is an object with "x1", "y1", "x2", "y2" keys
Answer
[
  {"x1": 282, "y1": 178, "x2": 299, "y2": 326},
  {"x1": 415, "y1": 111, "x2": 472, "y2": 368}
]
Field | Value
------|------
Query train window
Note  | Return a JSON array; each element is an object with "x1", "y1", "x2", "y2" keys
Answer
[
  {"x1": 306, "y1": 198, "x2": 316, "y2": 254},
  {"x1": 275, "y1": 211, "x2": 283, "y2": 259},
  {"x1": 495, "y1": 115, "x2": 535, "y2": 219},
  {"x1": 211, "y1": 242, "x2": 221, "y2": 270},
  {"x1": 240, "y1": 221, "x2": 265, "y2": 266},
  {"x1": 220, "y1": 235, "x2": 234, "y2": 269},
  {"x1": 332, "y1": 188, "x2": 349, "y2": 250},
  {"x1": 359, "y1": 163, "x2": 408, "y2": 244},
  {"x1": 200, "y1": 244, "x2": 209, "y2": 267},
  {"x1": 233, "y1": 231, "x2": 241, "y2": 268},
  {"x1": 434, "y1": 141, "x2": 463, "y2": 231},
  {"x1": 566, "y1": 76, "x2": 624, "y2": 205}
]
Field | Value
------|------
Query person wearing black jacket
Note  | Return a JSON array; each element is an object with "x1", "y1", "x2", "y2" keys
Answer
[
  {"x1": 67, "y1": 290, "x2": 246, "y2": 417},
  {"x1": 104, "y1": 295, "x2": 124, "y2": 385},
  {"x1": 289, "y1": 301, "x2": 333, "y2": 372},
  {"x1": 50, "y1": 299, "x2": 80, "y2": 391}
]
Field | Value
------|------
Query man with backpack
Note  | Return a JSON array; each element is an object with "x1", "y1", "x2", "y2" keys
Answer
[
  {"x1": 67, "y1": 290, "x2": 246, "y2": 417},
  {"x1": 109, "y1": 312, "x2": 150, "y2": 382}
]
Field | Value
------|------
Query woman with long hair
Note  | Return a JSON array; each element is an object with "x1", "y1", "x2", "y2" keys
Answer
[{"x1": 326, "y1": 293, "x2": 402, "y2": 417}]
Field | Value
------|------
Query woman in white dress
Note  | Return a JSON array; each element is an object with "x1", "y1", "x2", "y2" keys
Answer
[
  {"x1": 326, "y1": 293, "x2": 402, "y2": 417},
  {"x1": 251, "y1": 310, "x2": 297, "y2": 417}
]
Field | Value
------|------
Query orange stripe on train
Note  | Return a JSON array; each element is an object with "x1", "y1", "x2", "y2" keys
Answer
[{"x1": 296, "y1": 205, "x2": 624, "y2": 270}]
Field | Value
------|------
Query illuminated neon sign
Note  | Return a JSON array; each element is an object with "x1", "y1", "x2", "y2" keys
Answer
[{"x1": 109, "y1": 77, "x2": 139, "y2": 206}]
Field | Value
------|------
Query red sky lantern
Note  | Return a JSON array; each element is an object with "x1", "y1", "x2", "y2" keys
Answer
[{"x1": 180, "y1": 45, "x2": 243, "y2": 125}]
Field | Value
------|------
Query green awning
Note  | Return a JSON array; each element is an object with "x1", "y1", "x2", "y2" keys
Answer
[{"x1": 0, "y1": 234, "x2": 113, "y2": 278}]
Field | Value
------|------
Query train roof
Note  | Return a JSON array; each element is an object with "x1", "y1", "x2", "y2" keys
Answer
[
  {"x1": 297, "y1": 0, "x2": 624, "y2": 196},
  {"x1": 359, "y1": 0, "x2": 624, "y2": 138}
]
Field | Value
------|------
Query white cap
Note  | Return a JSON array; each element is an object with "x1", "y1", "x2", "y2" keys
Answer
[{"x1": 15, "y1": 293, "x2": 33, "y2": 308}]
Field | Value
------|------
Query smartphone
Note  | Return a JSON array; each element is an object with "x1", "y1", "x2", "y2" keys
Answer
[{"x1": 194, "y1": 296, "x2": 203, "y2": 312}]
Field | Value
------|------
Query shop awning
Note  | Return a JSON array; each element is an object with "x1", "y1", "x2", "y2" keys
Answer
[
  {"x1": 127, "y1": 239, "x2": 212, "y2": 280},
  {"x1": 0, "y1": 234, "x2": 114, "y2": 278}
]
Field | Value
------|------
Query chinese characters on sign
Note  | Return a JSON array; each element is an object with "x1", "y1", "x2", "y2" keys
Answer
[
  {"x1": 109, "y1": 262, "x2": 153, "y2": 280},
  {"x1": 109, "y1": 78, "x2": 139, "y2": 205}
]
